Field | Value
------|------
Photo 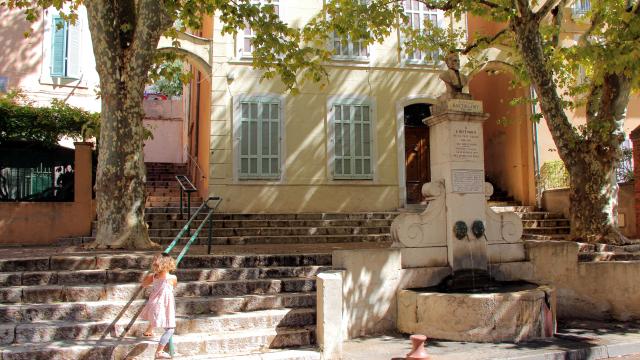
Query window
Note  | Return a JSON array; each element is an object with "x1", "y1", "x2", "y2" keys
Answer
[
  {"x1": 238, "y1": 0, "x2": 280, "y2": 58},
  {"x1": 572, "y1": 0, "x2": 590, "y2": 17},
  {"x1": 332, "y1": 33, "x2": 369, "y2": 60},
  {"x1": 403, "y1": 1, "x2": 442, "y2": 64},
  {"x1": 330, "y1": 0, "x2": 370, "y2": 60},
  {"x1": 51, "y1": 15, "x2": 81, "y2": 78},
  {"x1": 237, "y1": 97, "x2": 282, "y2": 179},
  {"x1": 330, "y1": 100, "x2": 373, "y2": 179}
]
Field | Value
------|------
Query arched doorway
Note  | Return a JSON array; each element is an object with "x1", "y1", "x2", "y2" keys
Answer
[{"x1": 404, "y1": 103, "x2": 432, "y2": 204}]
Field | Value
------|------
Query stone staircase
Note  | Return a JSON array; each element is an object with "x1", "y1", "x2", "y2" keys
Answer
[
  {"x1": 0, "y1": 162, "x2": 399, "y2": 359},
  {"x1": 489, "y1": 202, "x2": 571, "y2": 241},
  {"x1": 0, "y1": 252, "x2": 325, "y2": 359},
  {"x1": 577, "y1": 243, "x2": 640, "y2": 262}
]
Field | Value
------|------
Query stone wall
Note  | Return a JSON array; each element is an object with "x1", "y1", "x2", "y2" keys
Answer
[
  {"x1": 541, "y1": 185, "x2": 636, "y2": 238},
  {"x1": 0, "y1": 143, "x2": 95, "y2": 246},
  {"x1": 520, "y1": 241, "x2": 640, "y2": 321},
  {"x1": 323, "y1": 242, "x2": 640, "y2": 343}
]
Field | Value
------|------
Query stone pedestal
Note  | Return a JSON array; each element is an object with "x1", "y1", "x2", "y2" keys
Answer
[
  {"x1": 391, "y1": 99, "x2": 524, "y2": 269},
  {"x1": 426, "y1": 105, "x2": 488, "y2": 272}
]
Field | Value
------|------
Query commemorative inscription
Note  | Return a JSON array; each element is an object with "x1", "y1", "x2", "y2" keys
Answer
[
  {"x1": 451, "y1": 123, "x2": 481, "y2": 162},
  {"x1": 451, "y1": 169, "x2": 484, "y2": 193}
]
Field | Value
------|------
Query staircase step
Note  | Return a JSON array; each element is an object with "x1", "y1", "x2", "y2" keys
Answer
[
  {"x1": 0, "y1": 266, "x2": 329, "y2": 287},
  {"x1": 143, "y1": 211, "x2": 399, "y2": 220},
  {"x1": 522, "y1": 234, "x2": 568, "y2": 241},
  {"x1": 78, "y1": 234, "x2": 392, "y2": 246},
  {"x1": 0, "y1": 254, "x2": 331, "y2": 272},
  {"x1": 11, "y1": 308, "x2": 315, "y2": 344},
  {"x1": 518, "y1": 212, "x2": 565, "y2": 220},
  {"x1": 142, "y1": 226, "x2": 390, "y2": 238},
  {"x1": 578, "y1": 252, "x2": 640, "y2": 262},
  {"x1": 0, "y1": 292, "x2": 315, "y2": 323},
  {"x1": 522, "y1": 226, "x2": 570, "y2": 235},
  {"x1": 490, "y1": 205, "x2": 536, "y2": 213},
  {"x1": 141, "y1": 219, "x2": 394, "y2": 229},
  {"x1": 1, "y1": 326, "x2": 315, "y2": 359},
  {"x1": 522, "y1": 219, "x2": 571, "y2": 228},
  {"x1": 176, "y1": 348, "x2": 320, "y2": 359},
  {"x1": 1, "y1": 278, "x2": 316, "y2": 304}
]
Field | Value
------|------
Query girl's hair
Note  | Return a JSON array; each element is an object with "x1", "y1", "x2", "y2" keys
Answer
[{"x1": 151, "y1": 253, "x2": 177, "y2": 273}]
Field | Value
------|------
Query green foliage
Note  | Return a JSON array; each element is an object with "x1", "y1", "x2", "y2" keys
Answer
[
  {"x1": 148, "y1": 59, "x2": 188, "y2": 97},
  {"x1": 0, "y1": 90, "x2": 100, "y2": 146},
  {"x1": 539, "y1": 160, "x2": 570, "y2": 190}
]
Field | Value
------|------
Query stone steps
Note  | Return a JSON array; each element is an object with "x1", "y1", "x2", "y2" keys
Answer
[
  {"x1": 0, "y1": 292, "x2": 315, "y2": 323},
  {"x1": 578, "y1": 252, "x2": 640, "y2": 262},
  {"x1": 521, "y1": 219, "x2": 570, "y2": 228},
  {"x1": 522, "y1": 234, "x2": 568, "y2": 241},
  {"x1": 0, "y1": 254, "x2": 331, "y2": 272},
  {"x1": 522, "y1": 226, "x2": 571, "y2": 235},
  {"x1": 7, "y1": 308, "x2": 315, "y2": 344},
  {"x1": 176, "y1": 348, "x2": 320, "y2": 360},
  {"x1": 92, "y1": 225, "x2": 392, "y2": 237},
  {"x1": 143, "y1": 211, "x2": 399, "y2": 220},
  {"x1": 76, "y1": 234, "x2": 392, "y2": 246},
  {"x1": 1, "y1": 326, "x2": 315, "y2": 359},
  {"x1": 141, "y1": 226, "x2": 390, "y2": 238},
  {"x1": 0, "y1": 278, "x2": 316, "y2": 304},
  {"x1": 143, "y1": 219, "x2": 394, "y2": 229},
  {"x1": 0, "y1": 266, "x2": 328, "y2": 287}
]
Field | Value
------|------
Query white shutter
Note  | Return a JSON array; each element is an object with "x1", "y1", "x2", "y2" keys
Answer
[{"x1": 65, "y1": 21, "x2": 81, "y2": 79}]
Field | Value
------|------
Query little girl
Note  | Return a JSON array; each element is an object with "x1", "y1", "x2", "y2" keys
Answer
[{"x1": 140, "y1": 253, "x2": 178, "y2": 359}]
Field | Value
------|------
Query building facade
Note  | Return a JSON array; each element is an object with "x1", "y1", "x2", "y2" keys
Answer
[{"x1": 186, "y1": 0, "x2": 537, "y2": 212}]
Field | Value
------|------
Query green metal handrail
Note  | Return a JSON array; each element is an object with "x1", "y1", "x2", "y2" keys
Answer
[
  {"x1": 165, "y1": 195, "x2": 222, "y2": 355},
  {"x1": 103, "y1": 195, "x2": 223, "y2": 356}
]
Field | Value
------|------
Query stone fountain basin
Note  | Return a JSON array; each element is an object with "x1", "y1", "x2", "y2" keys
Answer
[{"x1": 397, "y1": 284, "x2": 556, "y2": 343}]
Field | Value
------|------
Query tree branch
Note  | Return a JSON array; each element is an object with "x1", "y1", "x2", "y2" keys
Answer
[
  {"x1": 461, "y1": 28, "x2": 509, "y2": 54},
  {"x1": 550, "y1": 0, "x2": 568, "y2": 47},
  {"x1": 84, "y1": 1, "x2": 122, "y2": 82},
  {"x1": 126, "y1": 0, "x2": 174, "y2": 82},
  {"x1": 533, "y1": 0, "x2": 562, "y2": 22}
]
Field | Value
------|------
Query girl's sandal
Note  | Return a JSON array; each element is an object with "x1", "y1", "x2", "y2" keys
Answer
[
  {"x1": 143, "y1": 331, "x2": 153, "y2": 337},
  {"x1": 155, "y1": 351, "x2": 172, "y2": 359}
]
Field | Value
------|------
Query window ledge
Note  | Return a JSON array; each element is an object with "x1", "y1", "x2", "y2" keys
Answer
[
  {"x1": 39, "y1": 75, "x2": 88, "y2": 89},
  {"x1": 330, "y1": 56, "x2": 370, "y2": 64}
]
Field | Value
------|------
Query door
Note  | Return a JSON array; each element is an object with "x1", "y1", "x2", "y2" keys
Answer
[{"x1": 405, "y1": 126, "x2": 430, "y2": 204}]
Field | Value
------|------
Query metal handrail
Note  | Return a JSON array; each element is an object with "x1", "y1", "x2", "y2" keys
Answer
[
  {"x1": 103, "y1": 196, "x2": 223, "y2": 356},
  {"x1": 164, "y1": 195, "x2": 222, "y2": 355},
  {"x1": 176, "y1": 175, "x2": 197, "y2": 221}
]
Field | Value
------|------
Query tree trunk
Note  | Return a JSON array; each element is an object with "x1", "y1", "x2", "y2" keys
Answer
[
  {"x1": 567, "y1": 155, "x2": 624, "y2": 244},
  {"x1": 510, "y1": 16, "x2": 631, "y2": 244},
  {"x1": 89, "y1": 88, "x2": 159, "y2": 250},
  {"x1": 84, "y1": 0, "x2": 172, "y2": 250}
]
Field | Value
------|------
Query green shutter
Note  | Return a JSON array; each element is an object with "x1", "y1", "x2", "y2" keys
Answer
[
  {"x1": 51, "y1": 16, "x2": 67, "y2": 77},
  {"x1": 65, "y1": 22, "x2": 81, "y2": 79},
  {"x1": 333, "y1": 102, "x2": 372, "y2": 179},
  {"x1": 239, "y1": 98, "x2": 281, "y2": 179}
]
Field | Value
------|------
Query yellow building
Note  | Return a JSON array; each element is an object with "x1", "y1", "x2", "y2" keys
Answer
[{"x1": 181, "y1": 0, "x2": 637, "y2": 214}]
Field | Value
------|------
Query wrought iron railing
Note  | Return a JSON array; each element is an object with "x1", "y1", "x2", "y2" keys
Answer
[{"x1": 0, "y1": 164, "x2": 74, "y2": 201}]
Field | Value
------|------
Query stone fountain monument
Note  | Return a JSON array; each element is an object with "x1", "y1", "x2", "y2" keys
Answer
[{"x1": 392, "y1": 53, "x2": 556, "y2": 342}]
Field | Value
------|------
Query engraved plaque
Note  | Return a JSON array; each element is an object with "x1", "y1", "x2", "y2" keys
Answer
[
  {"x1": 451, "y1": 123, "x2": 482, "y2": 162},
  {"x1": 451, "y1": 169, "x2": 484, "y2": 193},
  {"x1": 447, "y1": 99, "x2": 483, "y2": 113}
]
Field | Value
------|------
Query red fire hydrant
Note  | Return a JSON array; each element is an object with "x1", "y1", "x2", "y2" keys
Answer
[{"x1": 406, "y1": 334, "x2": 430, "y2": 360}]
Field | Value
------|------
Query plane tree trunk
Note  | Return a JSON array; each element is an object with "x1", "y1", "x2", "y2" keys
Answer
[
  {"x1": 509, "y1": 9, "x2": 632, "y2": 244},
  {"x1": 84, "y1": 0, "x2": 173, "y2": 249}
]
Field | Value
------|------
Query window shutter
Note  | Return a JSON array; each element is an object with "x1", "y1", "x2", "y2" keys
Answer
[
  {"x1": 333, "y1": 102, "x2": 372, "y2": 179},
  {"x1": 51, "y1": 16, "x2": 67, "y2": 77},
  {"x1": 239, "y1": 98, "x2": 281, "y2": 179},
  {"x1": 65, "y1": 22, "x2": 81, "y2": 79}
]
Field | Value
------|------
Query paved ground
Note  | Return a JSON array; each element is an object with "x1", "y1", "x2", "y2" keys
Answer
[{"x1": 343, "y1": 320, "x2": 640, "y2": 360}]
